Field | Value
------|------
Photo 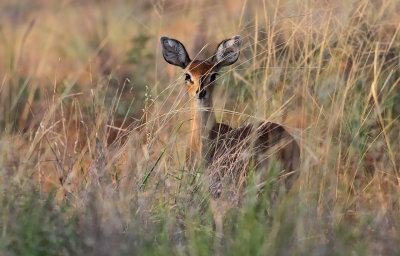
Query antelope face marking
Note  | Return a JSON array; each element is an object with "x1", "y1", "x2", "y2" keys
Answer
[
  {"x1": 160, "y1": 35, "x2": 241, "y2": 101},
  {"x1": 185, "y1": 61, "x2": 218, "y2": 100}
]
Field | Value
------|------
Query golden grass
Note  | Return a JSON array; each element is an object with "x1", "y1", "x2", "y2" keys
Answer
[{"x1": 1, "y1": 0, "x2": 400, "y2": 255}]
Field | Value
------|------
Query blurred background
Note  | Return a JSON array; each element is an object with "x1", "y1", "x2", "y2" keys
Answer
[{"x1": 1, "y1": 0, "x2": 400, "y2": 255}]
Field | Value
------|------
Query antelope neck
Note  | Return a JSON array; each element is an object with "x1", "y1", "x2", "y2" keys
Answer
[{"x1": 189, "y1": 97, "x2": 216, "y2": 153}]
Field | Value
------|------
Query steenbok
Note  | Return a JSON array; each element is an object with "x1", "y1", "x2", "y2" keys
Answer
[{"x1": 160, "y1": 35, "x2": 300, "y2": 197}]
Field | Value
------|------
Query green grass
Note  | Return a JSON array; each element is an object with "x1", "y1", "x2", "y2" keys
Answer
[{"x1": 1, "y1": 0, "x2": 400, "y2": 255}]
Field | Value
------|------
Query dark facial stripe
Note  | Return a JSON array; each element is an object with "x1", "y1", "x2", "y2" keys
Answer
[{"x1": 200, "y1": 75, "x2": 206, "y2": 90}]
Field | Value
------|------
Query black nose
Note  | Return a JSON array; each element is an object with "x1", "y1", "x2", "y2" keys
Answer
[{"x1": 196, "y1": 89, "x2": 206, "y2": 98}]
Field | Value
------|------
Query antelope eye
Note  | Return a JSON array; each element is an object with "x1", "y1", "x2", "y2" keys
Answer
[
  {"x1": 185, "y1": 73, "x2": 191, "y2": 81},
  {"x1": 210, "y1": 73, "x2": 217, "y2": 82}
]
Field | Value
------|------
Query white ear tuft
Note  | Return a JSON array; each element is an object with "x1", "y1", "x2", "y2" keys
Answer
[
  {"x1": 213, "y1": 35, "x2": 242, "y2": 68},
  {"x1": 160, "y1": 37, "x2": 191, "y2": 69}
]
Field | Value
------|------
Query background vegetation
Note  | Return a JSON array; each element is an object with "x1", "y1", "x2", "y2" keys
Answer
[{"x1": 1, "y1": 0, "x2": 400, "y2": 255}]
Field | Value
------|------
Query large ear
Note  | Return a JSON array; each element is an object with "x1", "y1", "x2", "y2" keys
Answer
[
  {"x1": 213, "y1": 35, "x2": 242, "y2": 68},
  {"x1": 160, "y1": 37, "x2": 191, "y2": 69}
]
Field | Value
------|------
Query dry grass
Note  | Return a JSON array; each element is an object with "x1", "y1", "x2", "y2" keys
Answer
[{"x1": 1, "y1": 0, "x2": 400, "y2": 255}]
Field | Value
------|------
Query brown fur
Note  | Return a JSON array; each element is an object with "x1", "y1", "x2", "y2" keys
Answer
[
  {"x1": 183, "y1": 61, "x2": 300, "y2": 186},
  {"x1": 185, "y1": 61, "x2": 216, "y2": 97},
  {"x1": 161, "y1": 36, "x2": 300, "y2": 242},
  {"x1": 160, "y1": 36, "x2": 299, "y2": 195}
]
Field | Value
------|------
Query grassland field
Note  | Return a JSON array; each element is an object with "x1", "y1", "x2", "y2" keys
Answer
[{"x1": 1, "y1": 0, "x2": 400, "y2": 255}]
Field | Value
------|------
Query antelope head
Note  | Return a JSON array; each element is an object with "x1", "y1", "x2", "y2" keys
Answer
[{"x1": 160, "y1": 35, "x2": 242, "y2": 101}]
